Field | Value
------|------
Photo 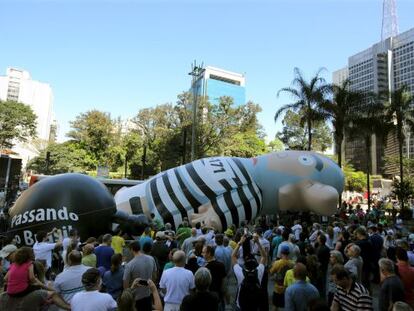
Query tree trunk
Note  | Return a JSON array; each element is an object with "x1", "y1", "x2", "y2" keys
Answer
[
  {"x1": 397, "y1": 122, "x2": 405, "y2": 210},
  {"x1": 124, "y1": 156, "x2": 128, "y2": 178},
  {"x1": 365, "y1": 136, "x2": 371, "y2": 211},
  {"x1": 307, "y1": 109, "x2": 312, "y2": 151},
  {"x1": 337, "y1": 134, "x2": 343, "y2": 207},
  {"x1": 141, "y1": 145, "x2": 147, "y2": 180},
  {"x1": 182, "y1": 128, "x2": 187, "y2": 165}
]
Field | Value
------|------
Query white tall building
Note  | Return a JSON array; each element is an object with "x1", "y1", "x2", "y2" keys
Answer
[
  {"x1": 333, "y1": 27, "x2": 414, "y2": 177},
  {"x1": 0, "y1": 68, "x2": 54, "y2": 164}
]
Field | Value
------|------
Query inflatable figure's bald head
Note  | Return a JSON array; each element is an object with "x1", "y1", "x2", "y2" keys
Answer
[{"x1": 249, "y1": 151, "x2": 344, "y2": 216}]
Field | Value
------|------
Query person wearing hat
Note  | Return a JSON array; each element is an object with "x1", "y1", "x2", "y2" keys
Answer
[
  {"x1": 151, "y1": 231, "x2": 170, "y2": 272},
  {"x1": 270, "y1": 244, "x2": 294, "y2": 310},
  {"x1": 0, "y1": 243, "x2": 18, "y2": 273},
  {"x1": 231, "y1": 233, "x2": 267, "y2": 310},
  {"x1": 71, "y1": 268, "x2": 117, "y2": 311}
]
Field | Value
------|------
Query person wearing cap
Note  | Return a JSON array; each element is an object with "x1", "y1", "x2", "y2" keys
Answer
[
  {"x1": 151, "y1": 231, "x2": 170, "y2": 272},
  {"x1": 71, "y1": 268, "x2": 117, "y2": 311},
  {"x1": 231, "y1": 233, "x2": 267, "y2": 310},
  {"x1": 270, "y1": 244, "x2": 294, "y2": 310},
  {"x1": 0, "y1": 243, "x2": 18, "y2": 273}
]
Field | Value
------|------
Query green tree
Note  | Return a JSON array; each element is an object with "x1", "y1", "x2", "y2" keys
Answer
[
  {"x1": 275, "y1": 68, "x2": 329, "y2": 150},
  {"x1": 318, "y1": 79, "x2": 365, "y2": 168},
  {"x1": 67, "y1": 110, "x2": 116, "y2": 167},
  {"x1": 0, "y1": 100, "x2": 37, "y2": 149},
  {"x1": 267, "y1": 138, "x2": 284, "y2": 152},
  {"x1": 27, "y1": 142, "x2": 95, "y2": 174},
  {"x1": 349, "y1": 94, "x2": 390, "y2": 208},
  {"x1": 276, "y1": 109, "x2": 332, "y2": 152},
  {"x1": 343, "y1": 163, "x2": 369, "y2": 192},
  {"x1": 383, "y1": 85, "x2": 414, "y2": 209}
]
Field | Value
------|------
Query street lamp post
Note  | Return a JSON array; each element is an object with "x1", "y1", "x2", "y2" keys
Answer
[{"x1": 188, "y1": 61, "x2": 204, "y2": 161}]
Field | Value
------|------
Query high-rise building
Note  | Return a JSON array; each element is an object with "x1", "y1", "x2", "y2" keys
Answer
[
  {"x1": 190, "y1": 66, "x2": 246, "y2": 106},
  {"x1": 333, "y1": 27, "x2": 414, "y2": 177},
  {"x1": 0, "y1": 67, "x2": 54, "y2": 164}
]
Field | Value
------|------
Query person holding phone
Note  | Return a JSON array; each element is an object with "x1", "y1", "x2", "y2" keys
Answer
[
  {"x1": 123, "y1": 241, "x2": 157, "y2": 311},
  {"x1": 117, "y1": 278, "x2": 162, "y2": 311}
]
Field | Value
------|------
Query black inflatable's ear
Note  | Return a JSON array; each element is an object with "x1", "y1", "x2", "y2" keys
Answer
[
  {"x1": 8, "y1": 173, "x2": 116, "y2": 245},
  {"x1": 113, "y1": 210, "x2": 148, "y2": 236}
]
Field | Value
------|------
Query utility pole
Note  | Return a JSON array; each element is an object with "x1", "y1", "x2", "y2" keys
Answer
[{"x1": 188, "y1": 61, "x2": 204, "y2": 161}]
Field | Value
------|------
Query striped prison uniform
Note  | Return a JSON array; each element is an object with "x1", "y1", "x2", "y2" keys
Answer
[{"x1": 127, "y1": 157, "x2": 262, "y2": 230}]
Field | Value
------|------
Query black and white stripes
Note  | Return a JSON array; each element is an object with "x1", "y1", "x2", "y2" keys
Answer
[{"x1": 143, "y1": 157, "x2": 262, "y2": 230}]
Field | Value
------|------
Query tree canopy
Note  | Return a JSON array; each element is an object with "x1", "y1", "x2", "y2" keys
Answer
[{"x1": 0, "y1": 100, "x2": 37, "y2": 149}]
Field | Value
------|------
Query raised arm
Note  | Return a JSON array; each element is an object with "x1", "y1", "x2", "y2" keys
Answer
[
  {"x1": 232, "y1": 235, "x2": 246, "y2": 266},
  {"x1": 253, "y1": 234, "x2": 267, "y2": 266}
]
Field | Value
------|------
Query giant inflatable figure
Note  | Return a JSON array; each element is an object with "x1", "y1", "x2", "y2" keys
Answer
[
  {"x1": 115, "y1": 151, "x2": 344, "y2": 231},
  {"x1": 6, "y1": 151, "x2": 343, "y2": 246}
]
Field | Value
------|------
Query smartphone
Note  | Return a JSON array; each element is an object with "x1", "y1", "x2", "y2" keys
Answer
[{"x1": 138, "y1": 279, "x2": 148, "y2": 286}]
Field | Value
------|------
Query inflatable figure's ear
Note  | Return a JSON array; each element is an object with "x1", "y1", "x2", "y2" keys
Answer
[{"x1": 190, "y1": 202, "x2": 223, "y2": 232}]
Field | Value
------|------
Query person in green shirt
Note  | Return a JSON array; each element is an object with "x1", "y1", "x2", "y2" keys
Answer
[
  {"x1": 81, "y1": 244, "x2": 97, "y2": 268},
  {"x1": 176, "y1": 221, "x2": 192, "y2": 247}
]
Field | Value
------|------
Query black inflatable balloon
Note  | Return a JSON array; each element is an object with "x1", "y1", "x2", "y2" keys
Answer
[{"x1": 7, "y1": 173, "x2": 117, "y2": 246}]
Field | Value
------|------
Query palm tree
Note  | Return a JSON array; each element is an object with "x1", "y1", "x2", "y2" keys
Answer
[
  {"x1": 349, "y1": 94, "x2": 390, "y2": 209},
  {"x1": 275, "y1": 68, "x2": 329, "y2": 150},
  {"x1": 317, "y1": 79, "x2": 365, "y2": 168},
  {"x1": 383, "y1": 85, "x2": 414, "y2": 209}
]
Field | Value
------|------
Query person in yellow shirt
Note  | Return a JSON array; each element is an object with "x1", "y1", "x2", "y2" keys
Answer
[
  {"x1": 111, "y1": 228, "x2": 125, "y2": 255},
  {"x1": 269, "y1": 245, "x2": 294, "y2": 310},
  {"x1": 284, "y1": 256, "x2": 310, "y2": 288}
]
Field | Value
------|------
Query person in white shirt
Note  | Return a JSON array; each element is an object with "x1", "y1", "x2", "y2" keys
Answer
[
  {"x1": 54, "y1": 250, "x2": 89, "y2": 309},
  {"x1": 160, "y1": 250, "x2": 195, "y2": 311},
  {"x1": 231, "y1": 234, "x2": 267, "y2": 310},
  {"x1": 33, "y1": 228, "x2": 62, "y2": 270},
  {"x1": 71, "y1": 268, "x2": 117, "y2": 311},
  {"x1": 291, "y1": 220, "x2": 303, "y2": 241},
  {"x1": 62, "y1": 229, "x2": 80, "y2": 266}
]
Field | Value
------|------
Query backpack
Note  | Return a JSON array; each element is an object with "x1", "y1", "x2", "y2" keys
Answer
[{"x1": 238, "y1": 267, "x2": 262, "y2": 311}]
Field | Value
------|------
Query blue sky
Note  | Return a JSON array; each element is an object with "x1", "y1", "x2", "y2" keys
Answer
[{"x1": 1, "y1": 0, "x2": 413, "y2": 142}]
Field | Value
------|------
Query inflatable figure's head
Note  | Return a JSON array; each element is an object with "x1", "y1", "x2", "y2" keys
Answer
[
  {"x1": 8, "y1": 174, "x2": 117, "y2": 246},
  {"x1": 254, "y1": 151, "x2": 344, "y2": 216}
]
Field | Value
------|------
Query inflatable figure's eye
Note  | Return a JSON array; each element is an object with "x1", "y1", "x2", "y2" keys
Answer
[{"x1": 298, "y1": 155, "x2": 315, "y2": 166}]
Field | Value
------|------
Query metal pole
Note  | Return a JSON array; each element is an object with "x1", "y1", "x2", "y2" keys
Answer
[
  {"x1": 189, "y1": 62, "x2": 204, "y2": 161},
  {"x1": 3, "y1": 157, "x2": 12, "y2": 209},
  {"x1": 190, "y1": 75, "x2": 198, "y2": 161}
]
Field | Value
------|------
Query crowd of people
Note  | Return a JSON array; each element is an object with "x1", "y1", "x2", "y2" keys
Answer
[{"x1": 0, "y1": 207, "x2": 413, "y2": 311}]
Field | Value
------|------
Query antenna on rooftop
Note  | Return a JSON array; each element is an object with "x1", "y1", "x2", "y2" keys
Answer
[{"x1": 381, "y1": 0, "x2": 399, "y2": 41}]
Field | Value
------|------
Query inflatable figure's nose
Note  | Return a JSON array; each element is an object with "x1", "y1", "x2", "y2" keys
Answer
[
  {"x1": 278, "y1": 180, "x2": 339, "y2": 215},
  {"x1": 303, "y1": 182, "x2": 339, "y2": 216}
]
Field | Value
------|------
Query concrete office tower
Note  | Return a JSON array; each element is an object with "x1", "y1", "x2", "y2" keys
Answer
[
  {"x1": 333, "y1": 27, "x2": 414, "y2": 177},
  {"x1": 190, "y1": 66, "x2": 246, "y2": 106},
  {"x1": 0, "y1": 68, "x2": 54, "y2": 165}
]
